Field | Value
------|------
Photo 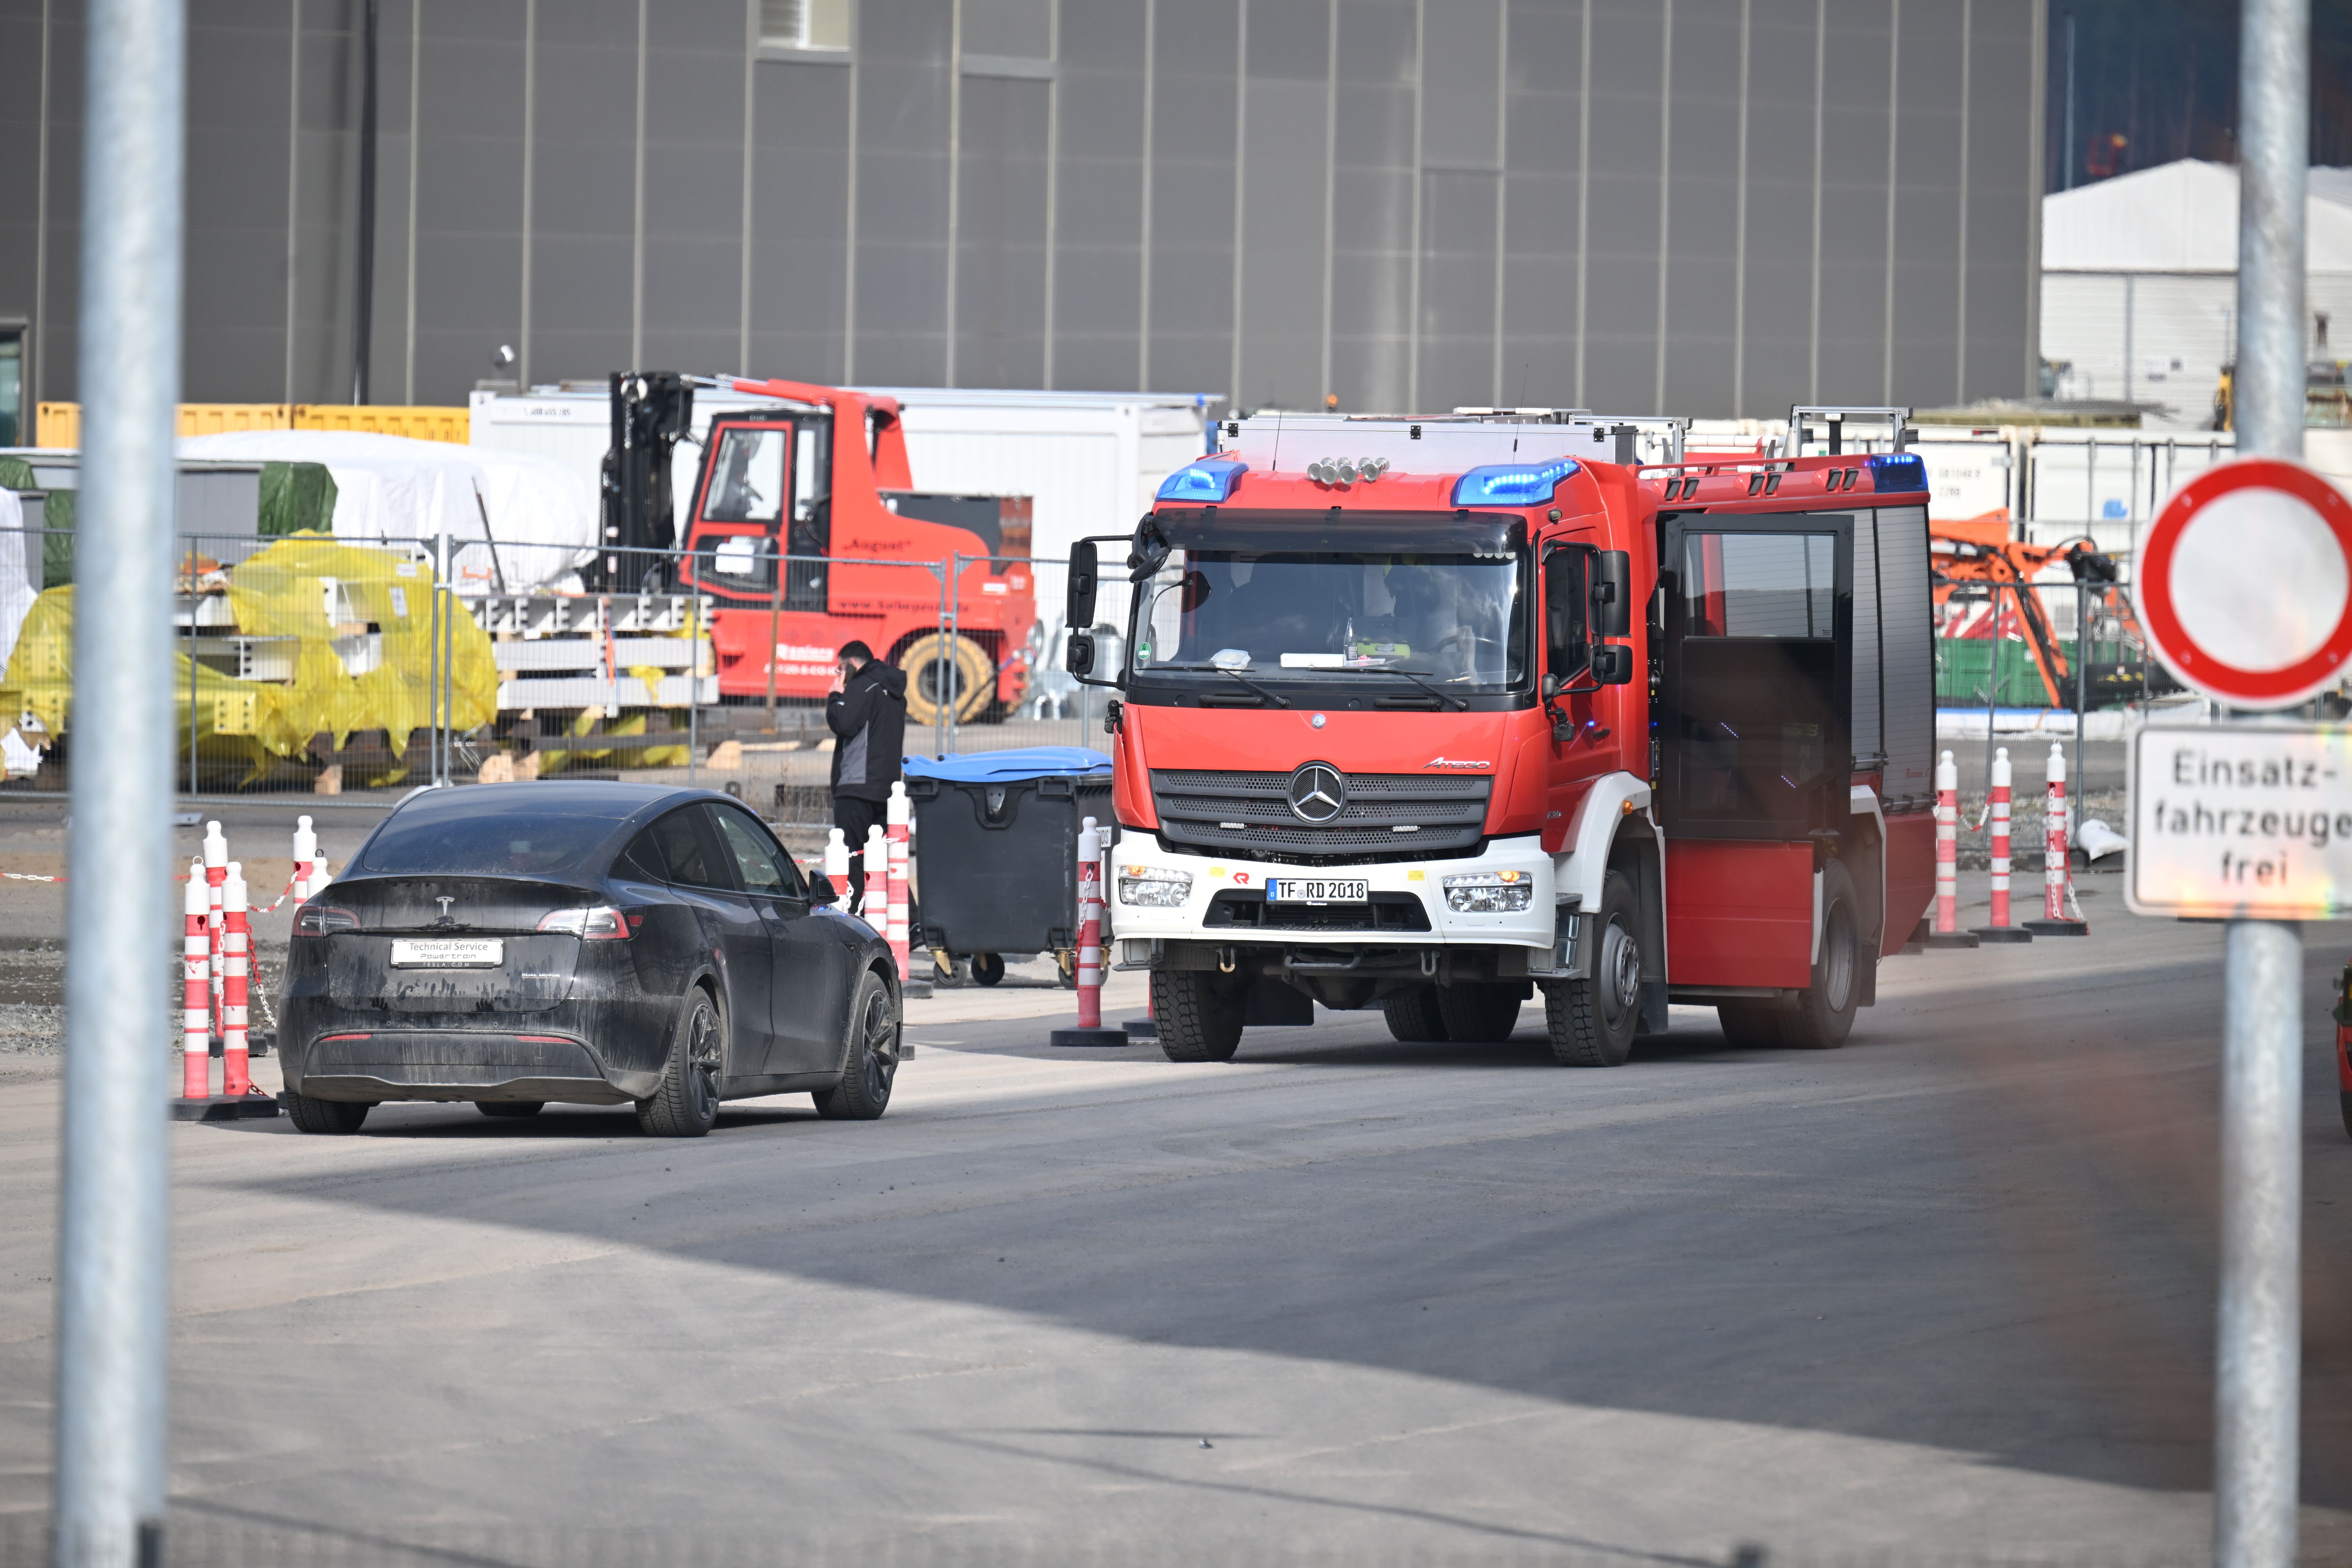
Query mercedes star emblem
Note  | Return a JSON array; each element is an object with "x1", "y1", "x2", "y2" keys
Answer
[{"x1": 1286, "y1": 762, "x2": 1348, "y2": 824}]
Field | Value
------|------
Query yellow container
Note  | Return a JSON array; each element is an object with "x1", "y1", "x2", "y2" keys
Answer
[{"x1": 33, "y1": 401, "x2": 469, "y2": 448}]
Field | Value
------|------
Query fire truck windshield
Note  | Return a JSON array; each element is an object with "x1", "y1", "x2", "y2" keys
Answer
[{"x1": 1129, "y1": 547, "x2": 1527, "y2": 691}]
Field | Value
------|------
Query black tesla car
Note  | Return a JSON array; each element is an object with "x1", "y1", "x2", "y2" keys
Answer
[{"x1": 278, "y1": 781, "x2": 901, "y2": 1137}]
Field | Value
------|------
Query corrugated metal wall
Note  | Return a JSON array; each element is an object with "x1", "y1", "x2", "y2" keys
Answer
[{"x1": 0, "y1": 0, "x2": 2047, "y2": 420}]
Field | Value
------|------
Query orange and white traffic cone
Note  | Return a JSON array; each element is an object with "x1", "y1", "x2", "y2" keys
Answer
[
  {"x1": 2025, "y1": 742, "x2": 2087, "y2": 936},
  {"x1": 1926, "y1": 750, "x2": 1978, "y2": 948},
  {"x1": 181, "y1": 861, "x2": 212, "y2": 1100},
  {"x1": 1974, "y1": 746, "x2": 2031, "y2": 944}
]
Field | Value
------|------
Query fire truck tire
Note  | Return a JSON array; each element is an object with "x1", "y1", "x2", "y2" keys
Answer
[
  {"x1": 1778, "y1": 860, "x2": 1862, "y2": 1050},
  {"x1": 1542, "y1": 870, "x2": 1643, "y2": 1067},
  {"x1": 1382, "y1": 985, "x2": 1448, "y2": 1042},
  {"x1": 898, "y1": 632, "x2": 995, "y2": 727},
  {"x1": 1438, "y1": 984, "x2": 1523, "y2": 1042},
  {"x1": 1152, "y1": 969, "x2": 1245, "y2": 1063}
]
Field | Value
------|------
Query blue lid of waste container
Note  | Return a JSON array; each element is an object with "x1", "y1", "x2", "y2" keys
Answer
[{"x1": 901, "y1": 746, "x2": 1114, "y2": 783}]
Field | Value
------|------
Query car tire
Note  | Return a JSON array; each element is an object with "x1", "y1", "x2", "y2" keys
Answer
[
  {"x1": 287, "y1": 1093, "x2": 371, "y2": 1135},
  {"x1": 1153, "y1": 968, "x2": 1244, "y2": 1063},
  {"x1": 637, "y1": 988, "x2": 724, "y2": 1138},
  {"x1": 477, "y1": 1101, "x2": 544, "y2": 1119},
  {"x1": 1541, "y1": 869, "x2": 1644, "y2": 1067},
  {"x1": 1381, "y1": 984, "x2": 1447, "y2": 1043},
  {"x1": 1777, "y1": 860, "x2": 1863, "y2": 1051},
  {"x1": 970, "y1": 952, "x2": 1005, "y2": 987},
  {"x1": 814, "y1": 968, "x2": 899, "y2": 1120},
  {"x1": 1439, "y1": 984, "x2": 1523, "y2": 1042}
]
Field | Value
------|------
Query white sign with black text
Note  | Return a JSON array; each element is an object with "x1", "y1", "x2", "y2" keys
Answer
[{"x1": 2128, "y1": 722, "x2": 2352, "y2": 919}]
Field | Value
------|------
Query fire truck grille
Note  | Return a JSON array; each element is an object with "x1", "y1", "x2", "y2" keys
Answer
[{"x1": 1149, "y1": 769, "x2": 1492, "y2": 860}]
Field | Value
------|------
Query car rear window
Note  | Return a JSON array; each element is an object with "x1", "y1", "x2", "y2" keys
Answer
[{"x1": 356, "y1": 807, "x2": 620, "y2": 877}]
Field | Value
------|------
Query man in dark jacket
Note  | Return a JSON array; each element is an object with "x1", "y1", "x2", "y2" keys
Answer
[{"x1": 826, "y1": 640, "x2": 907, "y2": 911}]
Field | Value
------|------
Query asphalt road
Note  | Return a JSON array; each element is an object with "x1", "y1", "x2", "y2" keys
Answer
[{"x1": 1, "y1": 869, "x2": 2349, "y2": 1566}]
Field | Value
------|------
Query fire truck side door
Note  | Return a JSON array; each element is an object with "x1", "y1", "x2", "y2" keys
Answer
[{"x1": 1657, "y1": 514, "x2": 1854, "y2": 839}]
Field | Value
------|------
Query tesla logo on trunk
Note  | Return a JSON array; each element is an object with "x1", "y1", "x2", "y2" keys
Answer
[
  {"x1": 1286, "y1": 763, "x2": 1347, "y2": 824},
  {"x1": 434, "y1": 896, "x2": 456, "y2": 925}
]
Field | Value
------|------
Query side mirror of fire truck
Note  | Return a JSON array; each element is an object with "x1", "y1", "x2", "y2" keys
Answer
[
  {"x1": 1590, "y1": 644, "x2": 1635, "y2": 685},
  {"x1": 1067, "y1": 629, "x2": 1096, "y2": 677},
  {"x1": 1067, "y1": 540, "x2": 1098, "y2": 628},
  {"x1": 1592, "y1": 551, "x2": 1633, "y2": 638}
]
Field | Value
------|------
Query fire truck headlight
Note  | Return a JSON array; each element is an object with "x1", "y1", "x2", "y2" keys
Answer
[
  {"x1": 1118, "y1": 867, "x2": 1193, "y2": 907},
  {"x1": 1442, "y1": 870, "x2": 1535, "y2": 913}
]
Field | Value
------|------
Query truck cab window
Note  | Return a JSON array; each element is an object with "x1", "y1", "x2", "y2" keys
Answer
[
  {"x1": 704, "y1": 427, "x2": 788, "y2": 523},
  {"x1": 1133, "y1": 545, "x2": 1525, "y2": 690}
]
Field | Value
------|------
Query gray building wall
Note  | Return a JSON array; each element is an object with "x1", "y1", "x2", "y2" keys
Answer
[{"x1": 1, "y1": 0, "x2": 2045, "y2": 421}]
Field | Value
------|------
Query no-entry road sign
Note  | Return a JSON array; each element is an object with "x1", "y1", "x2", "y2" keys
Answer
[
  {"x1": 2134, "y1": 457, "x2": 2352, "y2": 710},
  {"x1": 2129, "y1": 722, "x2": 2352, "y2": 918}
]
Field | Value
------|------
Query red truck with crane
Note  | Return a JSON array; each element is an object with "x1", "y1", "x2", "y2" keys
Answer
[
  {"x1": 601, "y1": 372, "x2": 1036, "y2": 725},
  {"x1": 1067, "y1": 407, "x2": 1938, "y2": 1065}
]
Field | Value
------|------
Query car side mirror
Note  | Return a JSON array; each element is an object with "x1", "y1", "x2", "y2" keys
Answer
[
  {"x1": 1067, "y1": 540, "x2": 1098, "y2": 630},
  {"x1": 1592, "y1": 550, "x2": 1632, "y2": 638},
  {"x1": 1591, "y1": 644, "x2": 1635, "y2": 686},
  {"x1": 1067, "y1": 630, "x2": 1096, "y2": 677},
  {"x1": 808, "y1": 873, "x2": 838, "y2": 906}
]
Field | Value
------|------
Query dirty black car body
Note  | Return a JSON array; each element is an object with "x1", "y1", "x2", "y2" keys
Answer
[{"x1": 278, "y1": 781, "x2": 901, "y2": 1136}]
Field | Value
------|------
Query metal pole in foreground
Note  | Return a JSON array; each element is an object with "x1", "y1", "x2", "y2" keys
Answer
[
  {"x1": 2217, "y1": 2, "x2": 2308, "y2": 1563},
  {"x1": 55, "y1": 0, "x2": 184, "y2": 1559}
]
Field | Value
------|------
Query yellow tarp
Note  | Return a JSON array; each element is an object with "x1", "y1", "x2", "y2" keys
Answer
[{"x1": 0, "y1": 535, "x2": 497, "y2": 786}]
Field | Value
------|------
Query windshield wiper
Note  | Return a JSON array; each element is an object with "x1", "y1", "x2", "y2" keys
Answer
[
  {"x1": 1160, "y1": 662, "x2": 1291, "y2": 708},
  {"x1": 1328, "y1": 664, "x2": 1468, "y2": 711}
]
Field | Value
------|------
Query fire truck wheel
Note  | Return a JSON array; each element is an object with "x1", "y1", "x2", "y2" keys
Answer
[
  {"x1": 1153, "y1": 969, "x2": 1245, "y2": 1063},
  {"x1": 1543, "y1": 870, "x2": 1643, "y2": 1067},
  {"x1": 1438, "y1": 984, "x2": 1523, "y2": 1042},
  {"x1": 1382, "y1": 985, "x2": 1448, "y2": 1042},
  {"x1": 899, "y1": 632, "x2": 996, "y2": 727},
  {"x1": 1778, "y1": 860, "x2": 1862, "y2": 1050},
  {"x1": 287, "y1": 1093, "x2": 372, "y2": 1134}
]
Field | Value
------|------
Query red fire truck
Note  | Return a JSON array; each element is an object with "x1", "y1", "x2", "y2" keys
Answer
[
  {"x1": 606, "y1": 372, "x2": 1036, "y2": 724},
  {"x1": 1068, "y1": 407, "x2": 1937, "y2": 1065}
]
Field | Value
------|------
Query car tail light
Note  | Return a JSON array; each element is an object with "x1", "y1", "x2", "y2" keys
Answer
[
  {"x1": 537, "y1": 906, "x2": 630, "y2": 940},
  {"x1": 294, "y1": 904, "x2": 359, "y2": 936}
]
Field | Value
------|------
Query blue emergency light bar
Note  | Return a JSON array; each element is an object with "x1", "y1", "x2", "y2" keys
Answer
[
  {"x1": 1157, "y1": 457, "x2": 1249, "y2": 503},
  {"x1": 1450, "y1": 459, "x2": 1581, "y2": 508},
  {"x1": 1865, "y1": 452, "x2": 1927, "y2": 492}
]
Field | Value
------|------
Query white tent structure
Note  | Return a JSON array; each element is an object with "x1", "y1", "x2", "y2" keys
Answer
[
  {"x1": 174, "y1": 430, "x2": 596, "y2": 590},
  {"x1": 2040, "y1": 160, "x2": 2352, "y2": 428}
]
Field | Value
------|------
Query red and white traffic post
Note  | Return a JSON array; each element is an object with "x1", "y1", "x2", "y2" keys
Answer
[
  {"x1": 221, "y1": 862, "x2": 253, "y2": 1096},
  {"x1": 1973, "y1": 746, "x2": 2031, "y2": 943},
  {"x1": 1050, "y1": 815, "x2": 1127, "y2": 1047},
  {"x1": 1926, "y1": 750, "x2": 1977, "y2": 948},
  {"x1": 181, "y1": 861, "x2": 211, "y2": 1100},
  {"x1": 292, "y1": 813, "x2": 329, "y2": 900},
  {"x1": 860, "y1": 825, "x2": 886, "y2": 924},
  {"x1": 2026, "y1": 742, "x2": 2087, "y2": 936},
  {"x1": 823, "y1": 826, "x2": 850, "y2": 900},
  {"x1": 203, "y1": 819, "x2": 228, "y2": 1019},
  {"x1": 885, "y1": 782, "x2": 912, "y2": 981}
]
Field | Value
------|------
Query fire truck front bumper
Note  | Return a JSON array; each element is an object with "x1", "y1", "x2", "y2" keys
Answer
[{"x1": 1107, "y1": 833, "x2": 1575, "y2": 979}]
